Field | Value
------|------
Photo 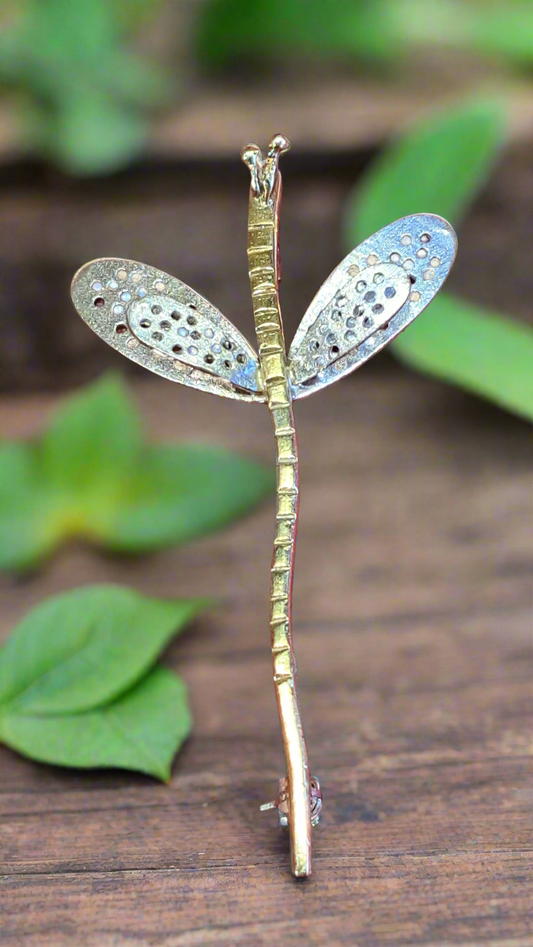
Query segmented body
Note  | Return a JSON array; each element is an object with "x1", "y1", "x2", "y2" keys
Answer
[
  {"x1": 71, "y1": 128, "x2": 457, "y2": 880},
  {"x1": 244, "y1": 143, "x2": 312, "y2": 877}
]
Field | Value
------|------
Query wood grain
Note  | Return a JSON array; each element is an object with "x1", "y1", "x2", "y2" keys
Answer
[{"x1": 0, "y1": 367, "x2": 532, "y2": 945}]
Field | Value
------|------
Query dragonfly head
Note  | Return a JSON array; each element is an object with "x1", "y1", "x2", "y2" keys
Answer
[{"x1": 241, "y1": 134, "x2": 291, "y2": 200}]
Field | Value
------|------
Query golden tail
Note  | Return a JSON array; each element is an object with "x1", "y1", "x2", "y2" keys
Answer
[{"x1": 242, "y1": 135, "x2": 320, "y2": 877}]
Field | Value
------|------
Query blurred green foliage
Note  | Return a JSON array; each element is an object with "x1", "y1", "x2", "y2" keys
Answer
[
  {"x1": 1, "y1": 0, "x2": 533, "y2": 173},
  {"x1": 0, "y1": 0, "x2": 172, "y2": 174},
  {"x1": 0, "y1": 372, "x2": 274, "y2": 572},
  {"x1": 350, "y1": 100, "x2": 505, "y2": 236},
  {"x1": 0, "y1": 585, "x2": 207, "y2": 779},
  {"x1": 197, "y1": 0, "x2": 533, "y2": 70},
  {"x1": 346, "y1": 99, "x2": 533, "y2": 422}
]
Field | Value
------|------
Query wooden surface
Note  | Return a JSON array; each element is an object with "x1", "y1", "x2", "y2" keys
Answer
[{"x1": 0, "y1": 366, "x2": 532, "y2": 945}]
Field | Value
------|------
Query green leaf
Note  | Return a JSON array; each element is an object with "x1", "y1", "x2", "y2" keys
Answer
[
  {"x1": 0, "y1": 666, "x2": 191, "y2": 781},
  {"x1": 0, "y1": 371, "x2": 273, "y2": 571},
  {"x1": 344, "y1": 99, "x2": 533, "y2": 421},
  {"x1": 106, "y1": 444, "x2": 275, "y2": 552},
  {"x1": 196, "y1": 0, "x2": 393, "y2": 68},
  {"x1": 0, "y1": 441, "x2": 39, "y2": 507},
  {"x1": 382, "y1": 0, "x2": 533, "y2": 67},
  {"x1": 50, "y1": 91, "x2": 147, "y2": 176},
  {"x1": 346, "y1": 98, "x2": 506, "y2": 246},
  {"x1": 0, "y1": 583, "x2": 204, "y2": 779},
  {"x1": 0, "y1": 442, "x2": 60, "y2": 572},
  {"x1": 27, "y1": 0, "x2": 120, "y2": 55},
  {"x1": 0, "y1": 0, "x2": 172, "y2": 175},
  {"x1": 392, "y1": 293, "x2": 533, "y2": 422},
  {"x1": 39, "y1": 372, "x2": 141, "y2": 494},
  {"x1": 0, "y1": 584, "x2": 206, "y2": 715},
  {"x1": 197, "y1": 0, "x2": 533, "y2": 70},
  {"x1": 422, "y1": 0, "x2": 533, "y2": 67},
  {"x1": 0, "y1": 379, "x2": 141, "y2": 571}
]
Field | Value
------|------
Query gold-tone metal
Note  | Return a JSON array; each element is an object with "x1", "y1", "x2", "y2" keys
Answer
[
  {"x1": 70, "y1": 133, "x2": 457, "y2": 879},
  {"x1": 241, "y1": 135, "x2": 313, "y2": 877}
]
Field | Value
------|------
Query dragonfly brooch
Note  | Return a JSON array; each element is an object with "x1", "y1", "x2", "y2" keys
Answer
[{"x1": 71, "y1": 134, "x2": 457, "y2": 878}]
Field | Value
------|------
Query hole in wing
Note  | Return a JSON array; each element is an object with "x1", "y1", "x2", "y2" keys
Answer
[
  {"x1": 71, "y1": 259, "x2": 266, "y2": 402},
  {"x1": 128, "y1": 294, "x2": 260, "y2": 392},
  {"x1": 289, "y1": 263, "x2": 410, "y2": 386}
]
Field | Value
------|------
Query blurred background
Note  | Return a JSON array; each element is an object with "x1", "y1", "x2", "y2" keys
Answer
[{"x1": 0, "y1": 0, "x2": 532, "y2": 390}]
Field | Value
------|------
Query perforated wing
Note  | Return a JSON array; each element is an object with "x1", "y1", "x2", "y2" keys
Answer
[
  {"x1": 71, "y1": 258, "x2": 265, "y2": 403},
  {"x1": 289, "y1": 214, "x2": 457, "y2": 399}
]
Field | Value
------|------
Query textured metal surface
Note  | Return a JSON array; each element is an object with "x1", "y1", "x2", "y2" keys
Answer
[
  {"x1": 71, "y1": 258, "x2": 265, "y2": 403},
  {"x1": 289, "y1": 214, "x2": 457, "y2": 399},
  {"x1": 242, "y1": 135, "x2": 313, "y2": 878},
  {"x1": 290, "y1": 262, "x2": 411, "y2": 387}
]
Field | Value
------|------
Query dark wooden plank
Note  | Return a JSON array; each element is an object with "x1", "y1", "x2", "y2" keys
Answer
[
  {"x1": 0, "y1": 369, "x2": 532, "y2": 944},
  {"x1": 1, "y1": 855, "x2": 532, "y2": 947}
]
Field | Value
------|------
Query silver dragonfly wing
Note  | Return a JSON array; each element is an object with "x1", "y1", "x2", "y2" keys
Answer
[
  {"x1": 71, "y1": 258, "x2": 265, "y2": 403},
  {"x1": 289, "y1": 214, "x2": 457, "y2": 399}
]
